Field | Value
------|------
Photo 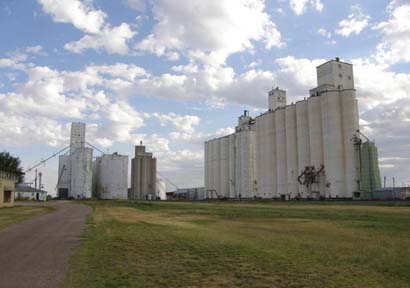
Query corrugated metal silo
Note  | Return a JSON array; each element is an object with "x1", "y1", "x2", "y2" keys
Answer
[{"x1": 94, "y1": 154, "x2": 128, "y2": 199}]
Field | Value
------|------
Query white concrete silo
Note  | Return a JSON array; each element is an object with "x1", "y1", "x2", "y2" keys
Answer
[
  {"x1": 307, "y1": 96, "x2": 325, "y2": 198},
  {"x1": 228, "y1": 134, "x2": 236, "y2": 198},
  {"x1": 285, "y1": 104, "x2": 299, "y2": 198},
  {"x1": 321, "y1": 90, "x2": 346, "y2": 198},
  {"x1": 204, "y1": 141, "x2": 210, "y2": 197},
  {"x1": 341, "y1": 89, "x2": 360, "y2": 197},
  {"x1": 296, "y1": 100, "x2": 310, "y2": 198},
  {"x1": 70, "y1": 147, "x2": 93, "y2": 199},
  {"x1": 256, "y1": 112, "x2": 276, "y2": 198},
  {"x1": 94, "y1": 154, "x2": 128, "y2": 200},
  {"x1": 275, "y1": 108, "x2": 287, "y2": 197},
  {"x1": 219, "y1": 137, "x2": 230, "y2": 198},
  {"x1": 214, "y1": 139, "x2": 221, "y2": 197}
]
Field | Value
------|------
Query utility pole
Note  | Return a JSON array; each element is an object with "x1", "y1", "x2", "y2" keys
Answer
[
  {"x1": 38, "y1": 172, "x2": 43, "y2": 190},
  {"x1": 384, "y1": 176, "x2": 386, "y2": 188}
]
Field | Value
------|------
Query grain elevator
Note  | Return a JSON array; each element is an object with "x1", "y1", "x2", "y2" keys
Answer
[{"x1": 205, "y1": 58, "x2": 366, "y2": 199}]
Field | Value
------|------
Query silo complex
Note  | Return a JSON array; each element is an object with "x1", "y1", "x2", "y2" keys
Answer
[
  {"x1": 205, "y1": 58, "x2": 366, "y2": 199},
  {"x1": 93, "y1": 154, "x2": 128, "y2": 199},
  {"x1": 130, "y1": 144, "x2": 157, "y2": 200},
  {"x1": 205, "y1": 112, "x2": 257, "y2": 199},
  {"x1": 57, "y1": 122, "x2": 93, "y2": 199}
]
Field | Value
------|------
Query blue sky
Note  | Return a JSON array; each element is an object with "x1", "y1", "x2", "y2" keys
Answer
[{"x1": 0, "y1": 0, "x2": 409, "y2": 194}]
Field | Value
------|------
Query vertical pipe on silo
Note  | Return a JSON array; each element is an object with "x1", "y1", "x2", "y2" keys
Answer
[
  {"x1": 341, "y1": 90, "x2": 360, "y2": 198},
  {"x1": 285, "y1": 104, "x2": 299, "y2": 198},
  {"x1": 296, "y1": 100, "x2": 310, "y2": 198},
  {"x1": 234, "y1": 133, "x2": 242, "y2": 198},
  {"x1": 321, "y1": 90, "x2": 346, "y2": 198},
  {"x1": 228, "y1": 134, "x2": 235, "y2": 198},
  {"x1": 308, "y1": 96, "x2": 324, "y2": 197},
  {"x1": 275, "y1": 108, "x2": 287, "y2": 197}
]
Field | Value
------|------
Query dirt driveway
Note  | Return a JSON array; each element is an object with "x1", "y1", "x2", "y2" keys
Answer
[{"x1": 0, "y1": 201, "x2": 91, "y2": 288}]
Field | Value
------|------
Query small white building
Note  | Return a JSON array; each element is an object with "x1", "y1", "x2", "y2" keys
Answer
[{"x1": 15, "y1": 183, "x2": 47, "y2": 201}]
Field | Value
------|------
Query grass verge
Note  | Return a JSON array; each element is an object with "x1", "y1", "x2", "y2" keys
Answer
[
  {"x1": 64, "y1": 201, "x2": 410, "y2": 288},
  {"x1": 0, "y1": 204, "x2": 55, "y2": 230}
]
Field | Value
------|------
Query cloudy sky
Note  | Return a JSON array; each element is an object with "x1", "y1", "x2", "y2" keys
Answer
[{"x1": 0, "y1": 0, "x2": 409, "y2": 193}]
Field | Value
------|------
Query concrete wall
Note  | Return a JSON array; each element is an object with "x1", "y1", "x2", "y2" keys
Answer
[{"x1": 0, "y1": 176, "x2": 15, "y2": 208}]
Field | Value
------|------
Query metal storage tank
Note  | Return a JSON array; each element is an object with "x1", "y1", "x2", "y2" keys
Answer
[
  {"x1": 321, "y1": 90, "x2": 346, "y2": 198},
  {"x1": 156, "y1": 176, "x2": 167, "y2": 200},
  {"x1": 308, "y1": 96, "x2": 325, "y2": 198},
  {"x1": 94, "y1": 154, "x2": 128, "y2": 200},
  {"x1": 285, "y1": 104, "x2": 299, "y2": 198},
  {"x1": 275, "y1": 108, "x2": 287, "y2": 197},
  {"x1": 341, "y1": 89, "x2": 360, "y2": 197},
  {"x1": 220, "y1": 137, "x2": 230, "y2": 198},
  {"x1": 256, "y1": 112, "x2": 276, "y2": 198},
  {"x1": 70, "y1": 147, "x2": 93, "y2": 199},
  {"x1": 228, "y1": 134, "x2": 236, "y2": 198},
  {"x1": 296, "y1": 100, "x2": 310, "y2": 198}
]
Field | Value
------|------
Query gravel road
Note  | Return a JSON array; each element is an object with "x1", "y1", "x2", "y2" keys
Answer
[{"x1": 0, "y1": 202, "x2": 91, "y2": 288}]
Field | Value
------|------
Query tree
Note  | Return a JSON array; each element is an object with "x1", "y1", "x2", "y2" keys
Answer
[{"x1": 0, "y1": 151, "x2": 24, "y2": 183}]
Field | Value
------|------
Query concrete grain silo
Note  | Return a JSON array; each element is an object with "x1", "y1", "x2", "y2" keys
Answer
[
  {"x1": 204, "y1": 58, "x2": 364, "y2": 200},
  {"x1": 130, "y1": 143, "x2": 157, "y2": 200},
  {"x1": 70, "y1": 147, "x2": 93, "y2": 199}
]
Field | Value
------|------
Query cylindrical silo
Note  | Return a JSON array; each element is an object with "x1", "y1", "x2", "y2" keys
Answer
[
  {"x1": 214, "y1": 139, "x2": 221, "y2": 197},
  {"x1": 70, "y1": 147, "x2": 93, "y2": 199},
  {"x1": 95, "y1": 154, "x2": 128, "y2": 199},
  {"x1": 234, "y1": 133, "x2": 242, "y2": 198},
  {"x1": 275, "y1": 108, "x2": 287, "y2": 197},
  {"x1": 296, "y1": 100, "x2": 310, "y2": 198},
  {"x1": 255, "y1": 114, "x2": 266, "y2": 198},
  {"x1": 228, "y1": 134, "x2": 236, "y2": 198},
  {"x1": 321, "y1": 90, "x2": 346, "y2": 198},
  {"x1": 341, "y1": 89, "x2": 360, "y2": 198},
  {"x1": 308, "y1": 96, "x2": 325, "y2": 198},
  {"x1": 220, "y1": 136, "x2": 230, "y2": 198},
  {"x1": 208, "y1": 140, "x2": 215, "y2": 198},
  {"x1": 204, "y1": 142, "x2": 209, "y2": 196},
  {"x1": 285, "y1": 104, "x2": 299, "y2": 198}
]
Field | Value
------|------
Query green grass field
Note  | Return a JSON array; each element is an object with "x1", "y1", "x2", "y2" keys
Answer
[
  {"x1": 0, "y1": 204, "x2": 54, "y2": 230},
  {"x1": 64, "y1": 201, "x2": 410, "y2": 288}
]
